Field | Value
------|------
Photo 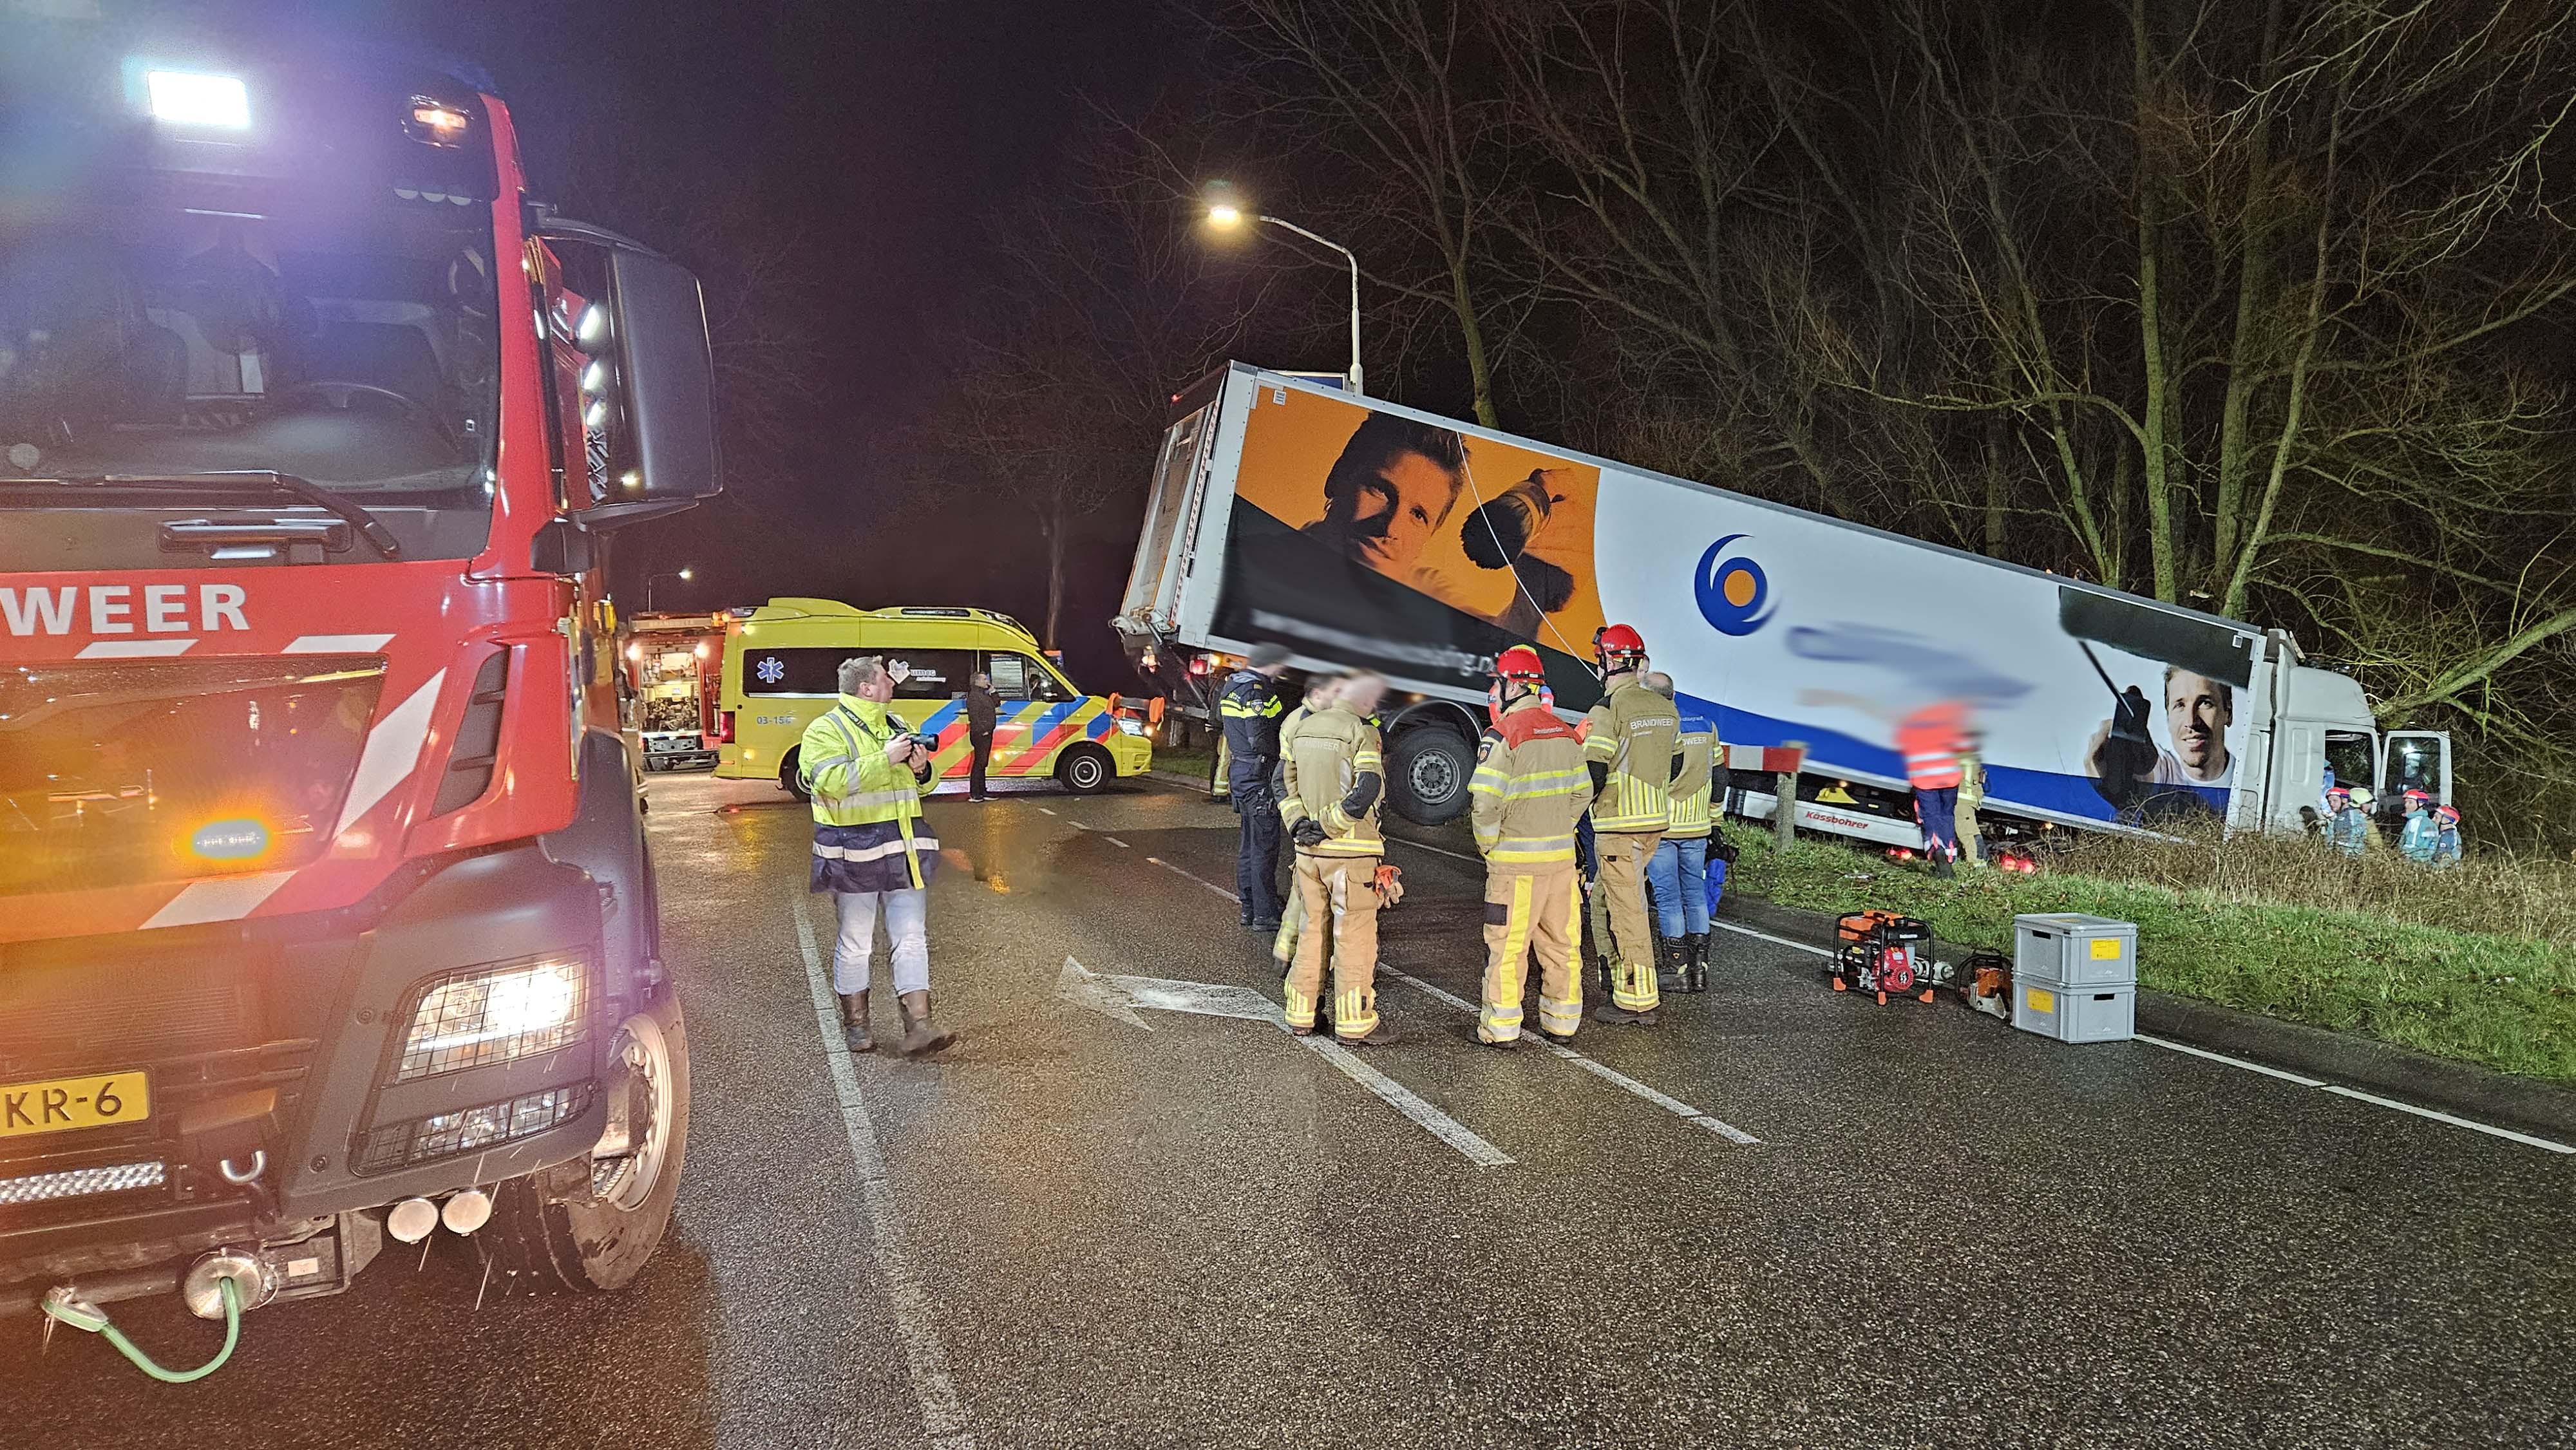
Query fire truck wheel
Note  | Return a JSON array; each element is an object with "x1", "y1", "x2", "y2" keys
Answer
[
  {"x1": 779, "y1": 747, "x2": 811, "y2": 802},
  {"x1": 1056, "y1": 744, "x2": 1111, "y2": 794},
  {"x1": 484, "y1": 992, "x2": 691, "y2": 1293}
]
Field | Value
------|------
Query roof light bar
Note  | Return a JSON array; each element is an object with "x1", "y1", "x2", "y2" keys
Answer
[{"x1": 146, "y1": 70, "x2": 250, "y2": 129}]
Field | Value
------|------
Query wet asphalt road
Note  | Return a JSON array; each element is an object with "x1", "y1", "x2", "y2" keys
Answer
[{"x1": 7, "y1": 772, "x2": 2574, "y2": 1448}]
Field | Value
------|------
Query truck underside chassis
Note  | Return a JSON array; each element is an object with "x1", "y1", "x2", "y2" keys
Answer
[{"x1": 1, "y1": 842, "x2": 689, "y2": 1321}]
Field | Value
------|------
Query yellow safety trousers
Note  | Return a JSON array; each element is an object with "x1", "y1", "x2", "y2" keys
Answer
[{"x1": 1479, "y1": 862, "x2": 1583, "y2": 1042}]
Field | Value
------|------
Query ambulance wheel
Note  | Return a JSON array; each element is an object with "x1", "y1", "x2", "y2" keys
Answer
[
  {"x1": 779, "y1": 748, "x2": 810, "y2": 802},
  {"x1": 1057, "y1": 744, "x2": 1111, "y2": 794}
]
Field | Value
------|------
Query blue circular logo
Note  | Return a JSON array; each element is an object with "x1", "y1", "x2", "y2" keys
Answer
[{"x1": 1695, "y1": 534, "x2": 1774, "y2": 637}]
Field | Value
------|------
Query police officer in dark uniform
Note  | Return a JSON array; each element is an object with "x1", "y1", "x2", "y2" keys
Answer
[{"x1": 1220, "y1": 642, "x2": 1296, "y2": 930}]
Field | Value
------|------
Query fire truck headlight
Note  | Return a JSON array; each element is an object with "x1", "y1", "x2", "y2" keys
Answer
[
  {"x1": 576, "y1": 303, "x2": 609, "y2": 349},
  {"x1": 146, "y1": 71, "x2": 250, "y2": 129},
  {"x1": 395, "y1": 957, "x2": 592, "y2": 1083}
]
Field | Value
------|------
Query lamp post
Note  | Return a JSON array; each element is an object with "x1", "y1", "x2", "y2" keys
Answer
[
  {"x1": 645, "y1": 567, "x2": 693, "y2": 612},
  {"x1": 1203, "y1": 184, "x2": 1364, "y2": 397}
]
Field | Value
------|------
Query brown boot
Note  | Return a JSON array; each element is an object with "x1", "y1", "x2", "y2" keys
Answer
[
  {"x1": 838, "y1": 991, "x2": 873, "y2": 1053},
  {"x1": 896, "y1": 990, "x2": 958, "y2": 1057}
]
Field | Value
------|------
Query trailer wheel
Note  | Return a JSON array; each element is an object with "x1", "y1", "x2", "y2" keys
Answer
[
  {"x1": 484, "y1": 991, "x2": 691, "y2": 1293},
  {"x1": 1057, "y1": 744, "x2": 1111, "y2": 794},
  {"x1": 1387, "y1": 726, "x2": 1473, "y2": 825},
  {"x1": 779, "y1": 747, "x2": 810, "y2": 802}
]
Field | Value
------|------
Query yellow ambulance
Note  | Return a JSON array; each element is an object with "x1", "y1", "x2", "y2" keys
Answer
[{"x1": 714, "y1": 599, "x2": 1152, "y2": 797}]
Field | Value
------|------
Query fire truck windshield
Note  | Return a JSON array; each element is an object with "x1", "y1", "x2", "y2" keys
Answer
[{"x1": 0, "y1": 180, "x2": 499, "y2": 498}]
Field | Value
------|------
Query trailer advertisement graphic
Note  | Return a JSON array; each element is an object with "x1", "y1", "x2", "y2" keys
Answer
[{"x1": 1206, "y1": 374, "x2": 2251, "y2": 829}]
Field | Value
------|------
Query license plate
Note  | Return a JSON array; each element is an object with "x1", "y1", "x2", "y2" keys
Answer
[{"x1": 0, "y1": 1071, "x2": 151, "y2": 1140}]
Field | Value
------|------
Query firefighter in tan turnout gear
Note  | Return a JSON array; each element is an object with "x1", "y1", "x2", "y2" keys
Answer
[
  {"x1": 1278, "y1": 672, "x2": 1400, "y2": 1045},
  {"x1": 1584, "y1": 624, "x2": 1680, "y2": 1026},
  {"x1": 1470, "y1": 646, "x2": 1592, "y2": 1048}
]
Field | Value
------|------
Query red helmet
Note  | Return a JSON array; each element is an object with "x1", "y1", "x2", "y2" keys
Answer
[
  {"x1": 1595, "y1": 623, "x2": 1647, "y2": 665},
  {"x1": 2324, "y1": 785, "x2": 2352, "y2": 805},
  {"x1": 2434, "y1": 804, "x2": 2461, "y2": 825},
  {"x1": 1494, "y1": 645, "x2": 1546, "y2": 683},
  {"x1": 2402, "y1": 788, "x2": 2432, "y2": 807}
]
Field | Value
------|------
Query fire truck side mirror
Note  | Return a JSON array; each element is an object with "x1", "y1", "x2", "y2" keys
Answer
[
  {"x1": 601, "y1": 247, "x2": 723, "y2": 509},
  {"x1": 537, "y1": 216, "x2": 723, "y2": 527}
]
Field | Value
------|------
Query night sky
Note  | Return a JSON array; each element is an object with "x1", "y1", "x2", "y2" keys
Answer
[{"x1": 270, "y1": 0, "x2": 1192, "y2": 688}]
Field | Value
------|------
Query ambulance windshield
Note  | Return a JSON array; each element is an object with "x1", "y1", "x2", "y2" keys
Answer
[{"x1": 0, "y1": 176, "x2": 499, "y2": 498}]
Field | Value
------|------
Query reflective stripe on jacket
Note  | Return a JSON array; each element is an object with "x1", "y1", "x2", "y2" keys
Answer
[
  {"x1": 1218, "y1": 668, "x2": 1289, "y2": 766},
  {"x1": 1471, "y1": 697, "x2": 1589, "y2": 864},
  {"x1": 1897, "y1": 704, "x2": 1967, "y2": 790},
  {"x1": 801, "y1": 695, "x2": 937, "y2": 887},
  {"x1": 1280, "y1": 703, "x2": 1384, "y2": 856},
  {"x1": 1582, "y1": 679, "x2": 1679, "y2": 832},
  {"x1": 1665, "y1": 714, "x2": 1717, "y2": 839}
]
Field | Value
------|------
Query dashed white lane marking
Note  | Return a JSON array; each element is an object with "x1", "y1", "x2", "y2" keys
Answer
[
  {"x1": 1298, "y1": 1034, "x2": 1515, "y2": 1168},
  {"x1": 1379, "y1": 968, "x2": 1760, "y2": 1145},
  {"x1": 1146, "y1": 855, "x2": 1242, "y2": 905},
  {"x1": 1037, "y1": 806, "x2": 1056, "y2": 815},
  {"x1": 1707, "y1": 921, "x2": 2572, "y2": 1156},
  {"x1": 1103, "y1": 836, "x2": 1130, "y2": 849},
  {"x1": 793, "y1": 901, "x2": 976, "y2": 1449}
]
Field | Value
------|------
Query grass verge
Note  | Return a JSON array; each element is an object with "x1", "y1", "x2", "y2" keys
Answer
[
  {"x1": 1718, "y1": 823, "x2": 2576, "y2": 1086},
  {"x1": 1153, "y1": 744, "x2": 1216, "y2": 782}
]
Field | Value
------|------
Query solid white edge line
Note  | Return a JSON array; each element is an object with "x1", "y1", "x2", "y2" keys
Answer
[
  {"x1": 2134, "y1": 1033, "x2": 2325, "y2": 1087},
  {"x1": 1379, "y1": 968, "x2": 1761, "y2": 1145},
  {"x1": 1705, "y1": 918, "x2": 1833, "y2": 959},
  {"x1": 1297, "y1": 1034, "x2": 1515, "y2": 1168},
  {"x1": 2316, "y1": 1085, "x2": 2576, "y2": 1154},
  {"x1": 1382, "y1": 833, "x2": 1479, "y2": 865},
  {"x1": 793, "y1": 899, "x2": 976, "y2": 1446},
  {"x1": 1710, "y1": 923, "x2": 2567, "y2": 1154}
]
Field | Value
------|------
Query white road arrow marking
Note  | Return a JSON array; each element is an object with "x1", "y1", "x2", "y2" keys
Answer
[{"x1": 1058, "y1": 957, "x2": 1513, "y2": 1169}]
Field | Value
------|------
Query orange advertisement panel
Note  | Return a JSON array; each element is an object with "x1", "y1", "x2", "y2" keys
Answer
[{"x1": 1231, "y1": 388, "x2": 1605, "y2": 657}]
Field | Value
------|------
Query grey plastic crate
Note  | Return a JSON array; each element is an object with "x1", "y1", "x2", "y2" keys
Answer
[
  {"x1": 2013, "y1": 913, "x2": 2137, "y2": 988},
  {"x1": 2012, "y1": 979, "x2": 2136, "y2": 1043}
]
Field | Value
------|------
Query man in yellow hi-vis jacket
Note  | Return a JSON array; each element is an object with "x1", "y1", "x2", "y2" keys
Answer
[
  {"x1": 1278, "y1": 673, "x2": 1399, "y2": 1045},
  {"x1": 1582, "y1": 625, "x2": 1679, "y2": 1026},
  {"x1": 801, "y1": 655, "x2": 954, "y2": 1057},
  {"x1": 1471, "y1": 646, "x2": 1591, "y2": 1048}
]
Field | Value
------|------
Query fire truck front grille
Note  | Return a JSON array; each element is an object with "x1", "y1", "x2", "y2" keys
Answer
[{"x1": 0, "y1": 942, "x2": 265, "y2": 1075}]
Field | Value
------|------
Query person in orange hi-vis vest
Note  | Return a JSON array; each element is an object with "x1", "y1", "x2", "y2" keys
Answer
[{"x1": 1897, "y1": 701, "x2": 1972, "y2": 879}]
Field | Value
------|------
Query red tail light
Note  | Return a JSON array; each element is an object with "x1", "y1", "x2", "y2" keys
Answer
[{"x1": 712, "y1": 710, "x2": 735, "y2": 744}]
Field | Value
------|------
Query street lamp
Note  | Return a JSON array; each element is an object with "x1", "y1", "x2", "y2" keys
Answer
[
  {"x1": 1201, "y1": 181, "x2": 1365, "y2": 397},
  {"x1": 645, "y1": 567, "x2": 694, "y2": 611}
]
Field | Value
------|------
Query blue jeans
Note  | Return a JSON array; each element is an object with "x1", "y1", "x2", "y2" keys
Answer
[{"x1": 1647, "y1": 836, "x2": 1710, "y2": 938}]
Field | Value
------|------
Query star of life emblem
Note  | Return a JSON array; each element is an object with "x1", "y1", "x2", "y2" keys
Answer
[{"x1": 757, "y1": 656, "x2": 786, "y2": 685}]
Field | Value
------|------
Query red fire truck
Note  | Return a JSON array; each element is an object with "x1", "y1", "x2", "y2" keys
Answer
[{"x1": 1, "y1": 23, "x2": 719, "y2": 1335}]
